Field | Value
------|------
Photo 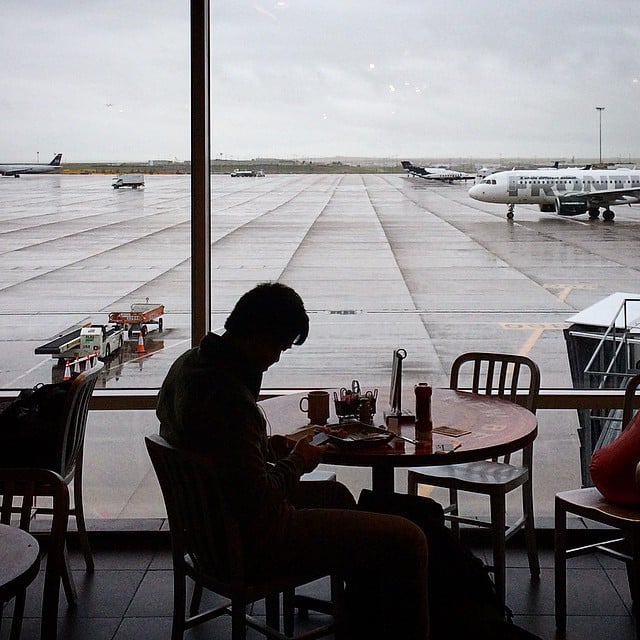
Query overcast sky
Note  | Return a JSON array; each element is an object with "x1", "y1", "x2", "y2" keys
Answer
[{"x1": 2, "y1": 0, "x2": 639, "y2": 163}]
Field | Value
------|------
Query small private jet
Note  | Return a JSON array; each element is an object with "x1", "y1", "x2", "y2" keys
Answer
[
  {"x1": 0, "y1": 153, "x2": 63, "y2": 177},
  {"x1": 401, "y1": 160, "x2": 475, "y2": 183},
  {"x1": 468, "y1": 166, "x2": 640, "y2": 220}
]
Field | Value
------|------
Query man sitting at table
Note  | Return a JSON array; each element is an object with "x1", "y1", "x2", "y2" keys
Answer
[{"x1": 156, "y1": 281, "x2": 429, "y2": 640}]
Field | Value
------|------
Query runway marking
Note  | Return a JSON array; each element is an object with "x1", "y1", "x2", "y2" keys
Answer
[
  {"x1": 544, "y1": 283, "x2": 597, "y2": 302},
  {"x1": 501, "y1": 322, "x2": 566, "y2": 356},
  {"x1": 6, "y1": 359, "x2": 51, "y2": 387}
]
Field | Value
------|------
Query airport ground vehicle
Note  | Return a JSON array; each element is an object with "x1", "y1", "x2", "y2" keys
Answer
[
  {"x1": 35, "y1": 324, "x2": 125, "y2": 363},
  {"x1": 112, "y1": 174, "x2": 145, "y2": 189},
  {"x1": 108, "y1": 303, "x2": 164, "y2": 338},
  {"x1": 230, "y1": 169, "x2": 265, "y2": 177}
]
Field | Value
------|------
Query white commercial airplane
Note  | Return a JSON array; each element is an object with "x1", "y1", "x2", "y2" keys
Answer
[
  {"x1": 0, "y1": 153, "x2": 63, "y2": 177},
  {"x1": 468, "y1": 166, "x2": 640, "y2": 220},
  {"x1": 401, "y1": 160, "x2": 475, "y2": 183}
]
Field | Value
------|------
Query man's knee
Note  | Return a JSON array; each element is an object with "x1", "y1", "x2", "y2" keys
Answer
[
  {"x1": 291, "y1": 479, "x2": 356, "y2": 509},
  {"x1": 395, "y1": 515, "x2": 428, "y2": 559}
]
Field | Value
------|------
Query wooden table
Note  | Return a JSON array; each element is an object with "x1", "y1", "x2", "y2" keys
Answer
[
  {"x1": 0, "y1": 524, "x2": 40, "y2": 635},
  {"x1": 260, "y1": 388, "x2": 538, "y2": 492}
]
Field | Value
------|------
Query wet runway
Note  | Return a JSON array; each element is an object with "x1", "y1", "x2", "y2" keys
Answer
[
  {"x1": 2, "y1": 172, "x2": 640, "y2": 391},
  {"x1": 3, "y1": 172, "x2": 640, "y2": 518}
]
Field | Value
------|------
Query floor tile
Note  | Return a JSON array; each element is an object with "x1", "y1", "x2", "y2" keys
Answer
[{"x1": 2, "y1": 536, "x2": 638, "y2": 640}]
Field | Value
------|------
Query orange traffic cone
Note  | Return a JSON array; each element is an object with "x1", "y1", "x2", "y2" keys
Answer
[
  {"x1": 136, "y1": 333, "x2": 145, "y2": 354},
  {"x1": 63, "y1": 360, "x2": 71, "y2": 381},
  {"x1": 73, "y1": 355, "x2": 81, "y2": 373}
]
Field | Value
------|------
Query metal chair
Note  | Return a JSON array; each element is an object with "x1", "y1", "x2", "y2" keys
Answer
[
  {"x1": 0, "y1": 468, "x2": 70, "y2": 640},
  {"x1": 407, "y1": 352, "x2": 541, "y2": 608},
  {"x1": 555, "y1": 372, "x2": 640, "y2": 639},
  {"x1": 145, "y1": 434, "x2": 343, "y2": 640}
]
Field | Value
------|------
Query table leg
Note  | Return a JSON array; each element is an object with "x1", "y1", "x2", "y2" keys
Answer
[{"x1": 371, "y1": 466, "x2": 394, "y2": 493}]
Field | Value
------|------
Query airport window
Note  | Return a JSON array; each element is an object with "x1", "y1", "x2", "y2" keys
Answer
[{"x1": 3, "y1": 1, "x2": 640, "y2": 523}]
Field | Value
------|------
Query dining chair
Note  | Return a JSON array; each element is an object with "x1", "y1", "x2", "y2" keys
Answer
[
  {"x1": 406, "y1": 351, "x2": 541, "y2": 608},
  {"x1": 2, "y1": 359, "x2": 103, "y2": 609},
  {"x1": 29, "y1": 359, "x2": 103, "y2": 604},
  {"x1": 188, "y1": 468, "x2": 340, "y2": 636},
  {"x1": 555, "y1": 372, "x2": 640, "y2": 639},
  {"x1": 145, "y1": 434, "x2": 344, "y2": 640},
  {"x1": 0, "y1": 467, "x2": 71, "y2": 640}
]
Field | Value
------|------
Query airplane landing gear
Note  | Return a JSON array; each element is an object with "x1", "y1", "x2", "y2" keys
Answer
[
  {"x1": 588, "y1": 208, "x2": 600, "y2": 219},
  {"x1": 507, "y1": 204, "x2": 514, "y2": 219},
  {"x1": 602, "y1": 208, "x2": 615, "y2": 221}
]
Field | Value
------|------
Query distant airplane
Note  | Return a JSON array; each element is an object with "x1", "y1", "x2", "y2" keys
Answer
[
  {"x1": 401, "y1": 160, "x2": 475, "y2": 183},
  {"x1": 0, "y1": 153, "x2": 63, "y2": 178},
  {"x1": 468, "y1": 166, "x2": 640, "y2": 221}
]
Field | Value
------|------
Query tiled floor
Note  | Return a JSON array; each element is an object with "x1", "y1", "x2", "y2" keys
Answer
[{"x1": 2, "y1": 533, "x2": 637, "y2": 640}]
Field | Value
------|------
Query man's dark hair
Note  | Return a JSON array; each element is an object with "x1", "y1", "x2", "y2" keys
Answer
[{"x1": 224, "y1": 282, "x2": 309, "y2": 346}]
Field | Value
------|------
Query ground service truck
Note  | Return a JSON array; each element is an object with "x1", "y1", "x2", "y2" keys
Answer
[
  {"x1": 35, "y1": 324, "x2": 126, "y2": 364},
  {"x1": 108, "y1": 303, "x2": 164, "y2": 337}
]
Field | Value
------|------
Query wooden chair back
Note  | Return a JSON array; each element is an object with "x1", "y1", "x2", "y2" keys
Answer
[
  {"x1": 450, "y1": 352, "x2": 540, "y2": 464},
  {"x1": 450, "y1": 351, "x2": 540, "y2": 413},
  {"x1": 56, "y1": 360, "x2": 103, "y2": 480},
  {"x1": 145, "y1": 434, "x2": 243, "y2": 587}
]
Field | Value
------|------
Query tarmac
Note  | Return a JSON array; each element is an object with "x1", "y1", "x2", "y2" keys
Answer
[{"x1": 2, "y1": 172, "x2": 640, "y2": 522}]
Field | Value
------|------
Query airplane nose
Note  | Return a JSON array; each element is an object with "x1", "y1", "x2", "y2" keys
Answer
[{"x1": 468, "y1": 184, "x2": 485, "y2": 200}]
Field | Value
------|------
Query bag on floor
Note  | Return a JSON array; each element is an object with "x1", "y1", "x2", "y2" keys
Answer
[
  {"x1": 0, "y1": 380, "x2": 72, "y2": 468},
  {"x1": 356, "y1": 488, "x2": 542, "y2": 640}
]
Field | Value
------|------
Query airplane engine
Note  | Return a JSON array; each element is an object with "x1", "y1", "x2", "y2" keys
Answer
[
  {"x1": 554, "y1": 195, "x2": 589, "y2": 216},
  {"x1": 539, "y1": 204, "x2": 556, "y2": 213}
]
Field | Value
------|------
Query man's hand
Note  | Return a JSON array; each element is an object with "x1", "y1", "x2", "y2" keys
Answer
[
  {"x1": 293, "y1": 435, "x2": 329, "y2": 473},
  {"x1": 270, "y1": 434, "x2": 296, "y2": 460}
]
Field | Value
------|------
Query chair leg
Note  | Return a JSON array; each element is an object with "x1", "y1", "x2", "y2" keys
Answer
[
  {"x1": 628, "y1": 531, "x2": 640, "y2": 639},
  {"x1": 283, "y1": 588, "x2": 296, "y2": 636},
  {"x1": 172, "y1": 569, "x2": 187, "y2": 640},
  {"x1": 490, "y1": 493, "x2": 507, "y2": 609},
  {"x1": 231, "y1": 600, "x2": 247, "y2": 640},
  {"x1": 265, "y1": 593, "x2": 280, "y2": 631},
  {"x1": 72, "y1": 468, "x2": 94, "y2": 572},
  {"x1": 522, "y1": 478, "x2": 540, "y2": 577},
  {"x1": 189, "y1": 581, "x2": 203, "y2": 616},
  {"x1": 554, "y1": 499, "x2": 567, "y2": 633},
  {"x1": 448, "y1": 488, "x2": 460, "y2": 538},
  {"x1": 60, "y1": 544, "x2": 78, "y2": 606},
  {"x1": 407, "y1": 471, "x2": 418, "y2": 495},
  {"x1": 42, "y1": 551, "x2": 64, "y2": 640},
  {"x1": 331, "y1": 575, "x2": 346, "y2": 640},
  {"x1": 9, "y1": 590, "x2": 27, "y2": 640}
]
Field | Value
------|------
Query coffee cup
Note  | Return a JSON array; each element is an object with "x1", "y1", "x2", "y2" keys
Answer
[{"x1": 299, "y1": 390, "x2": 330, "y2": 425}]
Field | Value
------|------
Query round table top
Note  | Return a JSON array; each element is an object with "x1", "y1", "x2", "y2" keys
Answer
[
  {"x1": 0, "y1": 523, "x2": 40, "y2": 603},
  {"x1": 260, "y1": 387, "x2": 537, "y2": 469}
]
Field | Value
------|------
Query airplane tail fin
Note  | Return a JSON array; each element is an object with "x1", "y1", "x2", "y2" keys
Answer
[
  {"x1": 49, "y1": 153, "x2": 62, "y2": 166},
  {"x1": 402, "y1": 161, "x2": 429, "y2": 177}
]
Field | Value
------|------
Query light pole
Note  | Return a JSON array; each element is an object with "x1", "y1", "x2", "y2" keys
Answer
[{"x1": 596, "y1": 107, "x2": 605, "y2": 164}]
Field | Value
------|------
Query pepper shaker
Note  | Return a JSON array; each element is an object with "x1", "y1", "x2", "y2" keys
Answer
[{"x1": 414, "y1": 383, "x2": 433, "y2": 433}]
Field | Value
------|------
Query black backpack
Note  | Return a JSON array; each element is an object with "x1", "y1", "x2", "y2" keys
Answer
[
  {"x1": 0, "y1": 380, "x2": 72, "y2": 468},
  {"x1": 356, "y1": 489, "x2": 542, "y2": 640}
]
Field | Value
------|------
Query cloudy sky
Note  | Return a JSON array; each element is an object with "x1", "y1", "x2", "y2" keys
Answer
[{"x1": 2, "y1": 0, "x2": 639, "y2": 163}]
